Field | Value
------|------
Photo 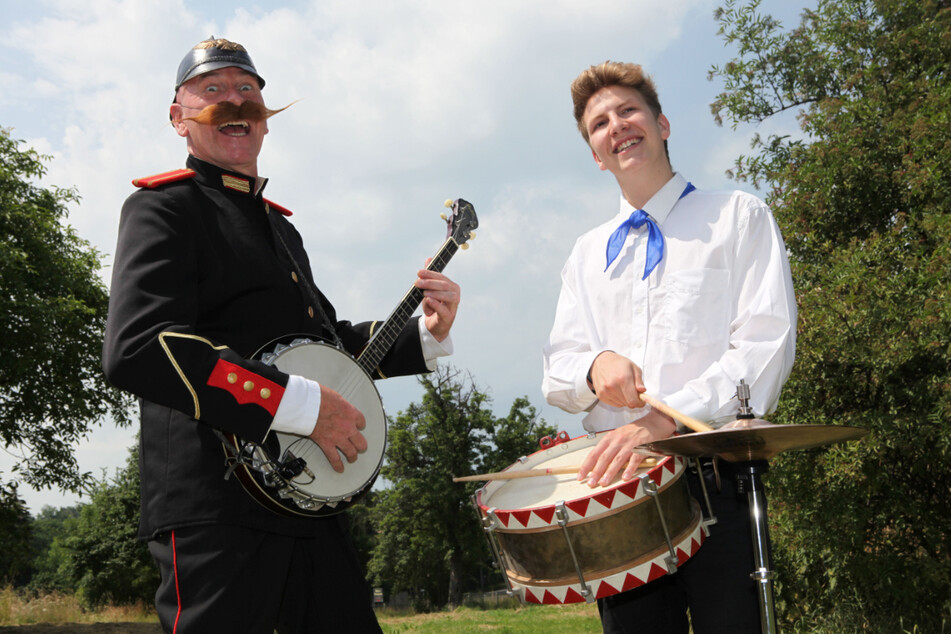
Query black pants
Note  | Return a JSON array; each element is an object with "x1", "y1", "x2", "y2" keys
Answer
[
  {"x1": 148, "y1": 515, "x2": 381, "y2": 634},
  {"x1": 598, "y1": 461, "x2": 764, "y2": 634}
]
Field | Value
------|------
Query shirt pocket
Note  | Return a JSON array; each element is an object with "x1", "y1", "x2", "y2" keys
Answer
[{"x1": 653, "y1": 268, "x2": 731, "y2": 346}]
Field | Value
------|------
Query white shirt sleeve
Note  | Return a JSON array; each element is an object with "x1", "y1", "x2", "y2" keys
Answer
[
  {"x1": 269, "y1": 374, "x2": 322, "y2": 436},
  {"x1": 418, "y1": 317, "x2": 453, "y2": 370}
]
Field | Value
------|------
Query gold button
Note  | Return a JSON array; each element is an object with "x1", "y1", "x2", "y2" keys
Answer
[
  {"x1": 260, "y1": 388, "x2": 271, "y2": 400},
  {"x1": 307, "y1": 306, "x2": 314, "y2": 318},
  {"x1": 227, "y1": 373, "x2": 238, "y2": 384},
  {"x1": 243, "y1": 381, "x2": 255, "y2": 392},
  {"x1": 291, "y1": 272, "x2": 298, "y2": 283}
]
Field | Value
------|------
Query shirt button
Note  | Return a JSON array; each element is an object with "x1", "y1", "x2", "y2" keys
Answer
[
  {"x1": 260, "y1": 388, "x2": 271, "y2": 400},
  {"x1": 291, "y1": 272, "x2": 298, "y2": 283},
  {"x1": 243, "y1": 381, "x2": 255, "y2": 392},
  {"x1": 227, "y1": 373, "x2": 238, "y2": 384},
  {"x1": 307, "y1": 306, "x2": 314, "y2": 318}
]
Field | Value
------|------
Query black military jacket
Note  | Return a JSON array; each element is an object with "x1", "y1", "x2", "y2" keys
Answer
[{"x1": 102, "y1": 156, "x2": 428, "y2": 538}]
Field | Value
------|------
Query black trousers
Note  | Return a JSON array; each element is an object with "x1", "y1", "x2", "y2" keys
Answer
[
  {"x1": 148, "y1": 515, "x2": 381, "y2": 634},
  {"x1": 598, "y1": 461, "x2": 764, "y2": 634}
]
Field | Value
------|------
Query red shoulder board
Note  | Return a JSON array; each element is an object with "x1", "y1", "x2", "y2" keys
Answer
[
  {"x1": 132, "y1": 168, "x2": 196, "y2": 189},
  {"x1": 264, "y1": 198, "x2": 293, "y2": 217}
]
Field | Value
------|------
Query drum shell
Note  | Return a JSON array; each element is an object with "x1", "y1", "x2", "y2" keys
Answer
[
  {"x1": 474, "y1": 435, "x2": 706, "y2": 604},
  {"x1": 494, "y1": 471, "x2": 696, "y2": 584}
]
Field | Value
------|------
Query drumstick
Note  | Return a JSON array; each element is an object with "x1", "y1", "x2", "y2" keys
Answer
[
  {"x1": 639, "y1": 393, "x2": 713, "y2": 433},
  {"x1": 452, "y1": 457, "x2": 657, "y2": 482}
]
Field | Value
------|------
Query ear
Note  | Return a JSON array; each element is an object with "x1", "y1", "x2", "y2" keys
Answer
[
  {"x1": 591, "y1": 147, "x2": 608, "y2": 172},
  {"x1": 169, "y1": 104, "x2": 189, "y2": 138},
  {"x1": 658, "y1": 113, "x2": 671, "y2": 141}
]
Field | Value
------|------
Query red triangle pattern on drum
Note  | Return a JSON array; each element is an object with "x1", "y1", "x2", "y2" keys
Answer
[
  {"x1": 677, "y1": 547, "x2": 690, "y2": 566},
  {"x1": 593, "y1": 488, "x2": 616, "y2": 509},
  {"x1": 542, "y1": 590, "x2": 562, "y2": 605},
  {"x1": 562, "y1": 587, "x2": 587, "y2": 604},
  {"x1": 512, "y1": 510, "x2": 533, "y2": 527},
  {"x1": 524, "y1": 589, "x2": 541, "y2": 604},
  {"x1": 495, "y1": 511, "x2": 511, "y2": 528},
  {"x1": 566, "y1": 497, "x2": 590, "y2": 517},
  {"x1": 596, "y1": 581, "x2": 620, "y2": 599},
  {"x1": 647, "y1": 563, "x2": 669, "y2": 583},
  {"x1": 621, "y1": 572, "x2": 647, "y2": 592},
  {"x1": 618, "y1": 479, "x2": 640, "y2": 499},
  {"x1": 533, "y1": 506, "x2": 556, "y2": 524}
]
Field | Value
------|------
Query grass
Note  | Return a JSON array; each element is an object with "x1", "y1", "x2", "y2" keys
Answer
[
  {"x1": 379, "y1": 604, "x2": 602, "y2": 633},
  {"x1": 1, "y1": 587, "x2": 601, "y2": 632},
  {"x1": 0, "y1": 587, "x2": 155, "y2": 626}
]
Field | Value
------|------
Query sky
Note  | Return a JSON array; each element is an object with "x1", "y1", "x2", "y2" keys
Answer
[{"x1": 1, "y1": 0, "x2": 811, "y2": 514}]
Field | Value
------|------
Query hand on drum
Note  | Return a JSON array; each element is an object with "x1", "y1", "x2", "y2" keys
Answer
[
  {"x1": 577, "y1": 411, "x2": 676, "y2": 488},
  {"x1": 310, "y1": 385, "x2": 368, "y2": 473}
]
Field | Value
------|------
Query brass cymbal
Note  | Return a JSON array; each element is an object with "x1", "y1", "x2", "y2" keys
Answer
[{"x1": 637, "y1": 418, "x2": 868, "y2": 462}]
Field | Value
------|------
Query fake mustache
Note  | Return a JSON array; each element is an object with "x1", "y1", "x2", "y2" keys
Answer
[{"x1": 180, "y1": 100, "x2": 293, "y2": 126}]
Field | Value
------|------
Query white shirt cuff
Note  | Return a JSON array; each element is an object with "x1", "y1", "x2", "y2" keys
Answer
[
  {"x1": 418, "y1": 318, "x2": 453, "y2": 370},
  {"x1": 269, "y1": 374, "x2": 321, "y2": 436}
]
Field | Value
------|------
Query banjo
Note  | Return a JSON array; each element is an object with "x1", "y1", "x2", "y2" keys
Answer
[{"x1": 220, "y1": 198, "x2": 478, "y2": 518}]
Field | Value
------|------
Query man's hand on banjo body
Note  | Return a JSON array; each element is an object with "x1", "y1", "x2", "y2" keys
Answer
[{"x1": 309, "y1": 386, "x2": 367, "y2": 473}]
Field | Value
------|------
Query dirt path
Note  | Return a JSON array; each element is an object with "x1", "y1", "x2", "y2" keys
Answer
[{"x1": 0, "y1": 625, "x2": 163, "y2": 633}]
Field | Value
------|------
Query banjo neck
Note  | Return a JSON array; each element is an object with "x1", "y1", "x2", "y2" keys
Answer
[{"x1": 356, "y1": 198, "x2": 476, "y2": 374}]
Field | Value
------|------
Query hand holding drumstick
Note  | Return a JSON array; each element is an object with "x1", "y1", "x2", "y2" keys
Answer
[{"x1": 580, "y1": 352, "x2": 712, "y2": 488}]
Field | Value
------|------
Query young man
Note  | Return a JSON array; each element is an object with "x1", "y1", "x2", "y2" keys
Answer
[
  {"x1": 102, "y1": 38, "x2": 461, "y2": 633},
  {"x1": 542, "y1": 62, "x2": 796, "y2": 632}
]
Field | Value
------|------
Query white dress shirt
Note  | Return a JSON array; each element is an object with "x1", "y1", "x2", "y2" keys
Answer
[
  {"x1": 542, "y1": 173, "x2": 796, "y2": 432},
  {"x1": 271, "y1": 318, "x2": 452, "y2": 436}
]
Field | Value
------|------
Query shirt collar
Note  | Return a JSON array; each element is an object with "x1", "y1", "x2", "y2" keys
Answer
[{"x1": 617, "y1": 172, "x2": 688, "y2": 224}]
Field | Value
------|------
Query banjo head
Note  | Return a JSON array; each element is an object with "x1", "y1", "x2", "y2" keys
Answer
[{"x1": 232, "y1": 337, "x2": 386, "y2": 518}]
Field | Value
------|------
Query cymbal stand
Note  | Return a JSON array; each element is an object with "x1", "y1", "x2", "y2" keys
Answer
[
  {"x1": 734, "y1": 380, "x2": 777, "y2": 634},
  {"x1": 735, "y1": 460, "x2": 777, "y2": 634}
]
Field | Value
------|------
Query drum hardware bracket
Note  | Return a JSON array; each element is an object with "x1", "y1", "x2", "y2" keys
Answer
[
  {"x1": 555, "y1": 501, "x2": 594, "y2": 603},
  {"x1": 751, "y1": 567, "x2": 775, "y2": 582},
  {"x1": 475, "y1": 498, "x2": 516, "y2": 599},
  {"x1": 641, "y1": 474, "x2": 679, "y2": 575}
]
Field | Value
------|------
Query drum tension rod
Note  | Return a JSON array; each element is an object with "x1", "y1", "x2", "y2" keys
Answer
[
  {"x1": 691, "y1": 458, "x2": 719, "y2": 528},
  {"x1": 555, "y1": 501, "x2": 594, "y2": 603},
  {"x1": 475, "y1": 497, "x2": 516, "y2": 599},
  {"x1": 640, "y1": 473, "x2": 679, "y2": 575}
]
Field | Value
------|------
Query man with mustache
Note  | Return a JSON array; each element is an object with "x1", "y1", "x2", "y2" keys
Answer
[
  {"x1": 541, "y1": 62, "x2": 796, "y2": 632},
  {"x1": 103, "y1": 38, "x2": 460, "y2": 633}
]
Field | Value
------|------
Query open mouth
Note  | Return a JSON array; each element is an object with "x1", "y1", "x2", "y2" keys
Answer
[
  {"x1": 614, "y1": 137, "x2": 641, "y2": 154},
  {"x1": 218, "y1": 121, "x2": 250, "y2": 136}
]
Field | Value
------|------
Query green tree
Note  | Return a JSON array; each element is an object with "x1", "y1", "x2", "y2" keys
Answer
[
  {"x1": 0, "y1": 482, "x2": 33, "y2": 585},
  {"x1": 0, "y1": 127, "x2": 133, "y2": 495},
  {"x1": 28, "y1": 505, "x2": 82, "y2": 594},
  {"x1": 59, "y1": 446, "x2": 157, "y2": 608},
  {"x1": 710, "y1": 0, "x2": 950, "y2": 630},
  {"x1": 367, "y1": 366, "x2": 555, "y2": 610}
]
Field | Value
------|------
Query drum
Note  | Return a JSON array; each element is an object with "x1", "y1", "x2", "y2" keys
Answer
[{"x1": 473, "y1": 434, "x2": 707, "y2": 604}]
